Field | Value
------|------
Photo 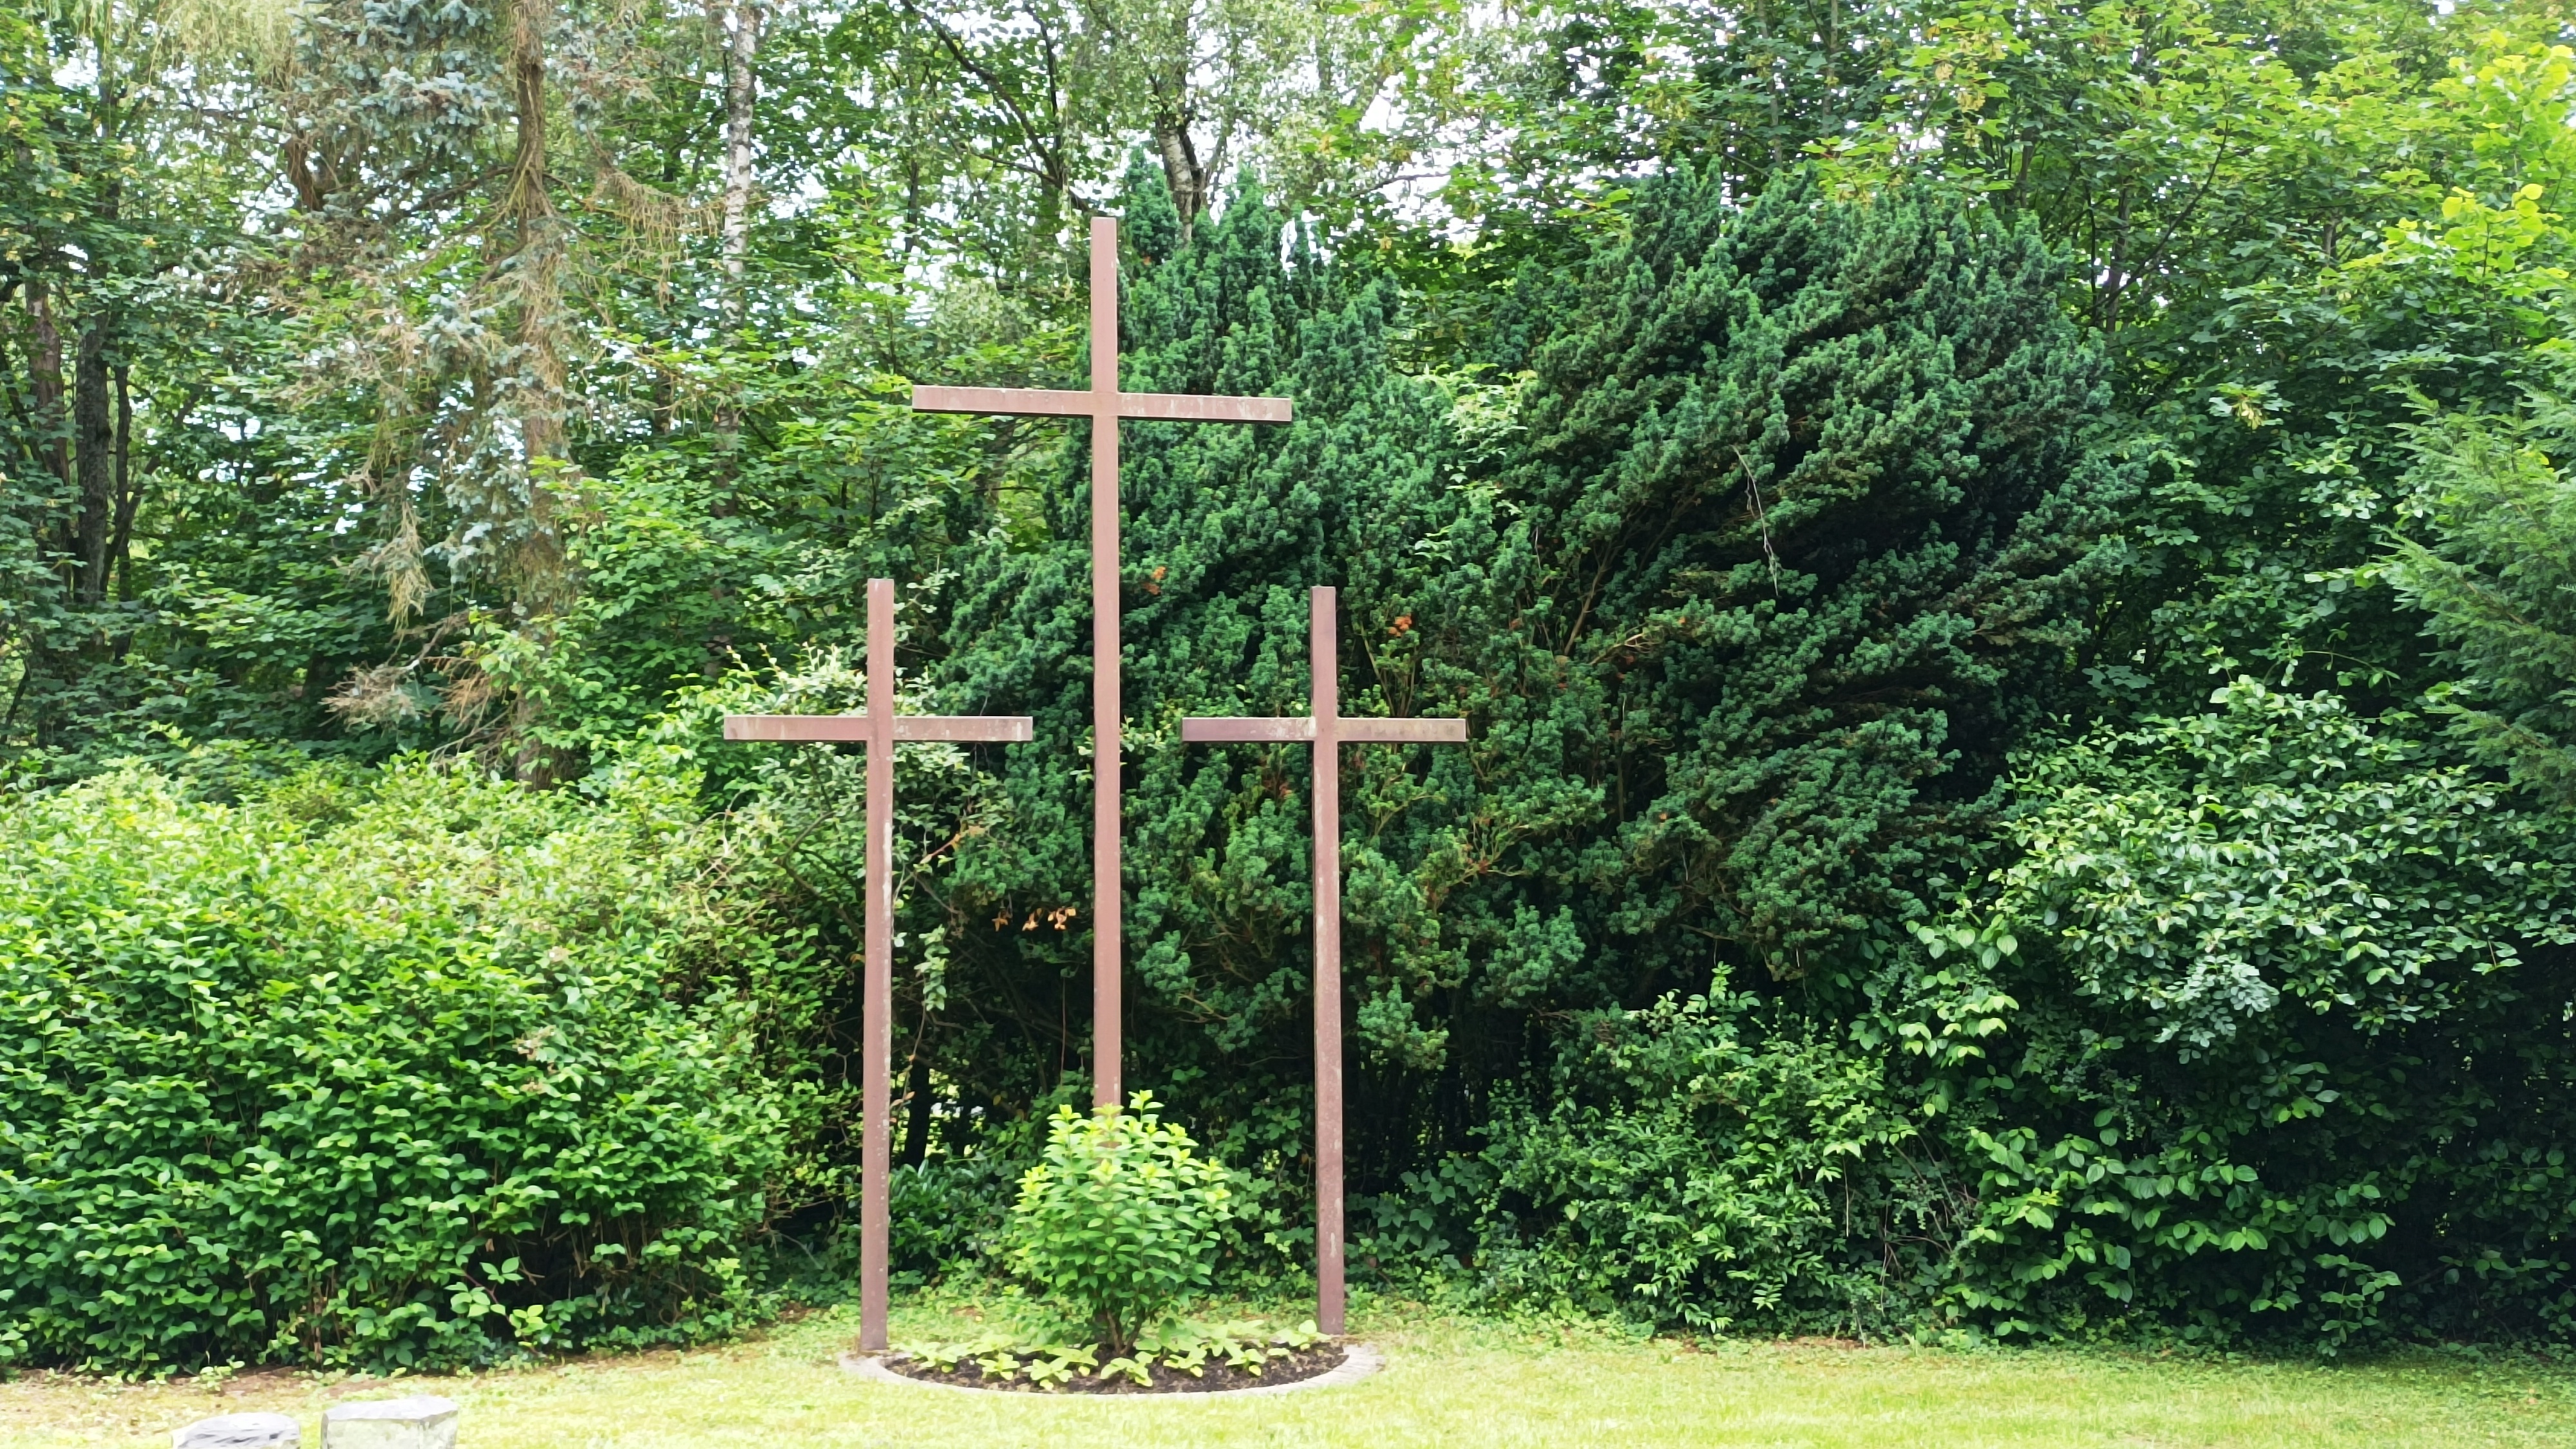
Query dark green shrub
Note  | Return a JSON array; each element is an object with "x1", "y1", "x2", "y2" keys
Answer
[
  {"x1": 2385, "y1": 389, "x2": 2576, "y2": 806},
  {"x1": 886, "y1": 1156, "x2": 1019, "y2": 1283},
  {"x1": 0, "y1": 761, "x2": 785, "y2": 1372},
  {"x1": 1477, "y1": 992, "x2": 1926, "y2": 1335}
]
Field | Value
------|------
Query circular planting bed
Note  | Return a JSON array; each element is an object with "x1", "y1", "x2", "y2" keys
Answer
[{"x1": 844, "y1": 1343, "x2": 1383, "y2": 1397}]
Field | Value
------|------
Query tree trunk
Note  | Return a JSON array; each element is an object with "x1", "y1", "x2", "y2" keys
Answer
[
  {"x1": 283, "y1": 131, "x2": 338, "y2": 211},
  {"x1": 28, "y1": 283, "x2": 66, "y2": 493},
  {"x1": 511, "y1": 0, "x2": 564, "y2": 464},
  {"x1": 721, "y1": 0, "x2": 759, "y2": 326},
  {"x1": 713, "y1": 0, "x2": 759, "y2": 447},
  {"x1": 498, "y1": 0, "x2": 574, "y2": 786},
  {"x1": 111, "y1": 362, "x2": 138, "y2": 604},
  {"x1": 1155, "y1": 118, "x2": 1204, "y2": 232},
  {"x1": 71, "y1": 317, "x2": 114, "y2": 607},
  {"x1": 507, "y1": 0, "x2": 571, "y2": 618}
]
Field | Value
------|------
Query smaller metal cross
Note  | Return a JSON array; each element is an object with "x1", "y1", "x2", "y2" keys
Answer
[
  {"x1": 1181, "y1": 585, "x2": 1468, "y2": 1336},
  {"x1": 723, "y1": 578, "x2": 1031, "y2": 1355}
]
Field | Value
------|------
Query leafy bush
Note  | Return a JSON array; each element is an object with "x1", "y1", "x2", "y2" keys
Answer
[
  {"x1": 1005, "y1": 1094, "x2": 1232, "y2": 1352},
  {"x1": 0, "y1": 760, "x2": 787, "y2": 1372},
  {"x1": 1351, "y1": 1155, "x2": 1492, "y2": 1283},
  {"x1": 884, "y1": 1157, "x2": 1019, "y2": 1284},
  {"x1": 1477, "y1": 992, "x2": 1929, "y2": 1335},
  {"x1": 1383, "y1": 680, "x2": 2576, "y2": 1350},
  {"x1": 1915, "y1": 681, "x2": 2576, "y2": 1347}
]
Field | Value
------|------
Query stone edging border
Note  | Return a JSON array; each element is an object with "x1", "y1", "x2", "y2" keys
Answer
[{"x1": 838, "y1": 1342, "x2": 1384, "y2": 1399}]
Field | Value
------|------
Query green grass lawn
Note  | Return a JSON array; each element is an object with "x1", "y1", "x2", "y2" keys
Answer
[{"x1": 4, "y1": 1298, "x2": 2573, "y2": 1448}]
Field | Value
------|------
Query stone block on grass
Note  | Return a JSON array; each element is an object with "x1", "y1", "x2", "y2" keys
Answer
[
  {"x1": 172, "y1": 1412, "x2": 301, "y2": 1448},
  {"x1": 319, "y1": 1397, "x2": 459, "y2": 1449}
]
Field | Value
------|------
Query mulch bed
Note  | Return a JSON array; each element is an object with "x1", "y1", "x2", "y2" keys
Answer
[{"x1": 880, "y1": 1343, "x2": 1347, "y2": 1394}]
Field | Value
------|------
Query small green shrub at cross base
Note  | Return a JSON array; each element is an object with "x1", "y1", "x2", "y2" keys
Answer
[{"x1": 1005, "y1": 1093, "x2": 1233, "y2": 1354}]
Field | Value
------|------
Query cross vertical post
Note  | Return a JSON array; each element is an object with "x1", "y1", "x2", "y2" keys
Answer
[
  {"x1": 1088, "y1": 218, "x2": 1124, "y2": 1110},
  {"x1": 721, "y1": 578, "x2": 1031, "y2": 1354},
  {"x1": 912, "y1": 216, "x2": 1292, "y2": 1108},
  {"x1": 860, "y1": 579, "x2": 895, "y2": 1361},
  {"x1": 1180, "y1": 585, "x2": 1469, "y2": 1335},
  {"x1": 1308, "y1": 586, "x2": 1347, "y2": 1340}
]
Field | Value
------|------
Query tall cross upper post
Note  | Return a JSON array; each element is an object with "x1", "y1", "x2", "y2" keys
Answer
[
  {"x1": 721, "y1": 578, "x2": 1032, "y2": 1355},
  {"x1": 912, "y1": 215, "x2": 1292, "y2": 1109},
  {"x1": 1181, "y1": 586, "x2": 1468, "y2": 1336}
]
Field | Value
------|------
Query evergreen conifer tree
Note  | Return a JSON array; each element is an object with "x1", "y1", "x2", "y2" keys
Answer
[
  {"x1": 1469, "y1": 167, "x2": 2128, "y2": 982},
  {"x1": 926, "y1": 162, "x2": 2125, "y2": 1194},
  {"x1": 935, "y1": 158, "x2": 1460, "y2": 1160},
  {"x1": 2385, "y1": 392, "x2": 2576, "y2": 804}
]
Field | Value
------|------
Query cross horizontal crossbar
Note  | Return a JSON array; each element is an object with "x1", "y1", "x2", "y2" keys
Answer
[
  {"x1": 912, "y1": 384, "x2": 1292, "y2": 424},
  {"x1": 1183, "y1": 717, "x2": 1312, "y2": 741},
  {"x1": 723, "y1": 715, "x2": 1034, "y2": 743},
  {"x1": 1181, "y1": 716, "x2": 1468, "y2": 744}
]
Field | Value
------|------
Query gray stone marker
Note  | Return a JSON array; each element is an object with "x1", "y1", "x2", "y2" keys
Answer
[
  {"x1": 319, "y1": 1397, "x2": 459, "y2": 1449},
  {"x1": 173, "y1": 1412, "x2": 300, "y2": 1448}
]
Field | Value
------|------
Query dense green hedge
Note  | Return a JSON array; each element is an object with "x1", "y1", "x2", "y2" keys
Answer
[
  {"x1": 0, "y1": 760, "x2": 786, "y2": 1371},
  {"x1": 1931, "y1": 683, "x2": 2576, "y2": 1346},
  {"x1": 1446, "y1": 684, "x2": 2576, "y2": 1348}
]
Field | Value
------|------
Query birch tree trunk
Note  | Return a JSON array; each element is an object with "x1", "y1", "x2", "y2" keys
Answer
[
  {"x1": 713, "y1": 0, "x2": 759, "y2": 448},
  {"x1": 721, "y1": 0, "x2": 760, "y2": 325},
  {"x1": 1154, "y1": 116, "x2": 1205, "y2": 231}
]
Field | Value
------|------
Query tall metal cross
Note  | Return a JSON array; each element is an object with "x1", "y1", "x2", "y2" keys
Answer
[
  {"x1": 723, "y1": 578, "x2": 1032, "y2": 1355},
  {"x1": 1181, "y1": 585, "x2": 1468, "y2": 1336},
  {"x1": 913, "y1": 214, "x2": 1293, "y2": 1109}
]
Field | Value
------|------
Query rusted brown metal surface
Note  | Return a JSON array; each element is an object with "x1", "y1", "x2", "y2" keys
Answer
[
  {"x1": 719, "y1": 578, "x2": 1030, "y2": 1355},
  {"x1": 1180, "y1": 585, "x2": 1470, "y2": 1336},
  {"x1": 1307, "y1": 586, "x2": 1347, "y2": 1344},
  {"x1": 1088, "y1": 219, "x2": 1122, "y2": 1112},
  {"x1": 1180, "y1": 715, "x2": 1467, "y2": 745},
  {"x1": 907, "y1": 215, "x2": 1291, "y2": 1109},
  {"x1": 725, "y1": 714, "x2": 1034, "y2": 743},
  {"x1": 914, "y1": 386, "x2": 1292, "y2": 423}
]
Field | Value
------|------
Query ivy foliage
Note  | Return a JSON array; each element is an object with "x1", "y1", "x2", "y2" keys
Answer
[{"x1": 0, "y1": 760, "x2": 789, "y2": 1372}]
